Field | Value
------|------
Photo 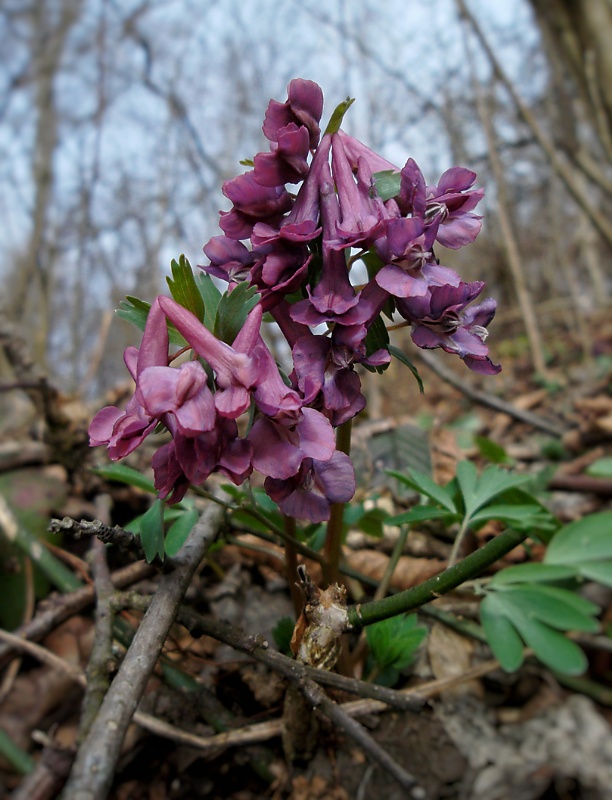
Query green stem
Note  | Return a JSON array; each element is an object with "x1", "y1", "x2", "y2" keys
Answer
[
  {"x1": 447, "y1": 516, "x2": 471, "y2": 568},
  {"x1": 323, "y1": 418, "x2": 353, "y2": 586},
  {"x1": 347, "y1": 527, "x2": 528, "y2": 629},
  {"x1": 374, "y1": 525, "x2": 410, "y2": 602}
]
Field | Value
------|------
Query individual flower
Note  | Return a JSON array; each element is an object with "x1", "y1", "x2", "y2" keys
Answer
[
  {"x1": 152, "y1": 416, "x2": 252, "y2": 504},
  {"x1": 425, "y1": 167, "x2": 484, "y2": 249},
  {"x1": 249, "y1": 407, "x2": 336, "y2": 482},
  {"x1": 374, "y1": 216, "x2": 461, "y2": 299},
  {"x1": 136, "y1": 361, "x2": 216, "y2": 436},
  {"x1": 254, "y1": 122, "x2": 311, "y2": 186},
  {"x1": 202, "y1": 236, "x2": 255, "y2": 283},
  {"x1": 399, "y1": 160, "x2": 484, "y2": 249},
  {"x1": 159, "y1": 296, "x2": 263, "y2": 418},
  {"x1": 88, "y1": 298, "x2": 169, "y2": 459},
  {"x1": 291, "y1": 295, "x2": 390, "y2": 426},
  {"x1": 397, "y1": 281, "x2": 501, "y2": 374},
  {"x1": 264, "y1": 450, "x2": 356, "y2": 523},
  {"x1": 330, "y1": 132, "x2": 389, "y2": 247},
  {"x1": 249, "y1": 244, "x2": 312, "y2": 310},
  {"x1": 219, "y1": 171, "x2": 293, "y2": 240},
  {"x1": 263, "y1": 78, "x2": 324, "y2": 150}
]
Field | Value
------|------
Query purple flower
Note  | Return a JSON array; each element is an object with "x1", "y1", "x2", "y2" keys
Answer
[
  {"x1": 254, "y1": 123, "x2": 311, "y2": 187},
  {"x1": 290, "y1": 246, "x2": 365, "y2": 327},
  {"x1": 330, "y1": 133, "x2": 388, "y2": 247},
  {"x1": 374, "y1": 216, "x2": 462, "y2": 299},
  {"x1": 249, "y1": 407, "x2": 336, "y2": 480},
  {"x1": 249, "y1": 243, "x2": 312, "y2": 311},
  {"x1": 136, "y1": 361, "x2": 216, "y2": 436},
  {"x1": 202, "y1": 236, "x2": 255, "y2": 283},
  {"x1": 265, "y1": 451, "x2": 356, "y2": 522},
  {"x1": 159, "y1": 296, "x2": 263, "y2": 418},
  {"x1": 219, "y1": 171, "x2": 293, "y2": 240},
  {"x1": 152, "y1": 416, "x2": 252, "y2": 504},
  {"x1": 263, "y1": 78, "x2": 324, "y2": 150},
  {"x1": 88, "y1": 298, "x2": 169, "y2": 458},
  {"x1": 399, "y1": 160, "x2": 484, "y2": 250},
  {"x1": 397, "y1": 282, "x2": 501, "y2": 374},
  {"x1": 292, "y1": 333, "x2": 366, "y2": 425},
  {"x1": 425, "y1": 167, "x2": 484, "y2": 249},
  {"x1": 335, "y1": 130, "x2": 398, "y2": 175}
]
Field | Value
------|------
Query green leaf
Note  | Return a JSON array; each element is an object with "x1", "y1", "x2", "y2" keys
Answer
[
  {"x1": 164, "y1": 508, "x2": 199, "y2": 557},
  {"x1": 586, "y1": 457, "x2": 612, "y2": 478},
  {"x1": 214, "y1": 283, "x2": 261, "y2": 345},
  {"x1": 500, "y1": 586, "x2": 599, "y2": 633},
  {"x1": 116, "y1": 297, "x2": 185, "y2": 346},
  {"x1": 492, "y1": 486, "x2": 559, "y2": 542},
  {"x1": 231, "y1": 509, "x2": 274, "y2": 534},
  {"x1": 323, "y1": 96, "x2": 355, "y2": 135},
  {"x1": 457, "y1": 462, "x2": 529, "y2": 521},
  {"x1": 578, "y1": 561, "x2": 612, "y2": 587},
  {"x1": 357, "y1": 507, "x2": 389, "y2": 539},
  {"x1": 372, "y1": 170, "x2": 401, "y2": 202},
  {"x1": 387, "y1": 345, "x2": 424, "y2": 393},
  {"x1": 272, "y1": 616, "x2": 295, "y2": 655},
  {"x1": 510, "y1": 613, "x2": 587, "y2": 675},
  {"x1": 91, "y1": 464, "x2": 156, "y2": 494},
  {"x1": 166, "y1": 255, "x2": 205, "y2": 320},
  {"x1": 139, "y1": 499, "x2": 165, "y2": 562},
  {"x1": 545, "y1": 511, "x2": 612, "y2": 565},
  {"x1": 490, "y1": 563, "x2": 576, "y2": 585},
  {"x1": 468, "y1": 503, "x2": 552, "y2": 528},
  {"x1": 386, "y1": 506, "x2": 458, "y2": 526},
  {"x1": 360, "y1": 249, "x2": 385, "y2": 280},
  {"x1": 480, "y1": 593, "x2": 525, "y2": 671},
  {"x1": 386, "y1": 468, "x2": 458, "y2": 513},
  {"x1": 195, "y1": 272, "x2": 222, "y2": 332},
  {"x1": 474, "y1": 435, "x2": 511, "y2": 464},
  {"x1": 366, "y1": 614, "x2": 427, "y2": 671}
]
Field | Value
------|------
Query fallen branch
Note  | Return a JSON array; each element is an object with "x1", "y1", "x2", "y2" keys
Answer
[
  {"x1": 416, "y1": 349, "x2": 568, "y2": 438},
  {"x1": 61, "y1": 499, "x2": 225, "y2": 800},
  {"x1": 0, "y1": 561, "x2": 155, "y2": 668}
]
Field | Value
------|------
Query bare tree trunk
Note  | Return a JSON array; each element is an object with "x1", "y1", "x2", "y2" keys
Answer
[
  {"x1": 530, "y1": 0, "x2": 612, "y2": 160},
  {"x1": 460, "y1": 17, "x2": 550, "y2": 377},
  {"x1": 9, "y1": 0, "x2": 83, "y2": 368}
]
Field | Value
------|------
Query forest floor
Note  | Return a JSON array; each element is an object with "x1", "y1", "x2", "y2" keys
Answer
[{"x1": 1, "y1": 313, "x2": 612, "y2": 800}]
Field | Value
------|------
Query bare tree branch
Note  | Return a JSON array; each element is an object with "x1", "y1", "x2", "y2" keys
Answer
[{"x1": 61, "y1": 499, "x2": 225, "y2": 800}]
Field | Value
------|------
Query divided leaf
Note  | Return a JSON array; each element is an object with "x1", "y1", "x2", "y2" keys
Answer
[
  {"x1": 366, "y1": 614, "x2": 427, "y2": 671},
  {"x1": 166, "y1": 255, "x2": 205, "y2": 320},
  {"x1": 214, "y1": 283, "x2": 260, "y2": 345},
  {"x1": 480, "y1": 583, "x2": 598, "y2": 675},
  {"x1": 386, "y1": 468, "x2": 457, "y2": 513},
  {"x1": 195, "y1": 272, "x2": 222, "y2": 332},
  {"x1": 117, "y1": 296, "x2": 186, "y2": 346},
  {"x1": 545, "y1": 511, "x2": 612, "y2": 568}
]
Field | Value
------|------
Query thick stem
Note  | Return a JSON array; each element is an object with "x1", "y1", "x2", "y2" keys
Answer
[
  {"x1": 347, "y1": 527, "x2": 527, "y2": 629},
  {"x1": 323, "y1": 418, "x2": 353, "y2": 586}
]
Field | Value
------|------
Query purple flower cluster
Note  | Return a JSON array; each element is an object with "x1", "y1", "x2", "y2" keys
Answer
[{"x1": 90, "y1": 79, "x2": 499, "y2": 521}]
